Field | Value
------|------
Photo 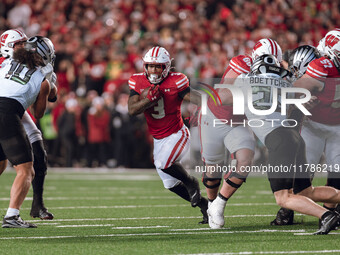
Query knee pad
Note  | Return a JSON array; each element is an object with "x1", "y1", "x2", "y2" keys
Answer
[
  {"x1": 225, "y1": 172, "x2": 247, "y2": 188},
  {"x1": 32, "y1": 140, "x2": 47, "y2": 176},
  {"x1": 202, "y1": 172, "x2": 221, "y2": 189}
]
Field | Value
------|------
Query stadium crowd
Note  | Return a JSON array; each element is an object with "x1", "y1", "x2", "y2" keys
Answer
[{"x1": 0, "y1": 0, "x2": 339, "y2": 167}]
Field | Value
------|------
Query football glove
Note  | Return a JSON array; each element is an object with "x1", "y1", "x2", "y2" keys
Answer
[{"x1": 147, "y1": 85, "x2": 161, "y2": 102}]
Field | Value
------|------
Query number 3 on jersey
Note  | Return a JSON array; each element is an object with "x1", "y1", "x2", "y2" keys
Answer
[{"x1": 151, "y1": 98, "x2": 165, "y2": 119}]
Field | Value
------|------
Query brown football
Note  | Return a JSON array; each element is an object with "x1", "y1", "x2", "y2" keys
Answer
[{"x1": 139, "y1": 86, "x2": 152, "y2": 100}]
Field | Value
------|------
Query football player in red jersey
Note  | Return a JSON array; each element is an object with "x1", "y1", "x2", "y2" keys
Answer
[
  {"x1": 200, "y1": 54, "x2": 255, "y2": 207},
  {"x1": 128, "y1": 46, "x2": 208, "y2": 224},
  {"x1": 293, "y1": 30, "x2": 340, "y2": 219},
  {"x1": 206, "y1": 39, "x2": 285, "y2": 229},
  {"x1": 0, "y1": 30, "x2": 56, "y2": 220}
]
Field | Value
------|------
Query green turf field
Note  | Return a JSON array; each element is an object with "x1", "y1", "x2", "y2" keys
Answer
[{"x1": 0, "y1": 169, "x2": 339, "y2": 255}]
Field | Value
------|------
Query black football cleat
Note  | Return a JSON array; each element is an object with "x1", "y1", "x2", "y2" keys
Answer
[
  {"x1": 314, "y1": 211, "x2": 340, "y2": 235},
  {"x1": 30, "y1": 207, "x2": 54, "y2": 220},
  {"x1": 186, "y1": 177, "x2": 202, "y2": 207},
  {"x1": 270, "y1": 207, "x2": 294, "y2": 226},
  {"x1": 2, "y1": 215, "x2": 37, "y2": 228},
  {"x1": 198, "y1": 197, "x2": 208, "y2": 224}
]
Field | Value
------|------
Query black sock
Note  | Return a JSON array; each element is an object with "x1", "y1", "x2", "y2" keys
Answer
[
  {"x1": 32, "y1": 175, "x2": 45, "y2": 207},
  {"x1": 218, "y1": 192, "x2": 229, "y2": 202},
  {"x1": 321, "y1": 211, "x2": 333, "y2": 220},
  {"x1": 169, "y1": 182, "x2": 190, "y2": 202},
  {"x1": 161, "y1": 163, "x2": 193, "y2": 186},
  {"x1": 197, "y1": 197, "x2": 208, "y2": 209}
]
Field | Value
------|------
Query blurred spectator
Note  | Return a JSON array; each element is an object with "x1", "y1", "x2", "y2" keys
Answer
[
  {"x1": 2, "y1": 0, "x2": 339, "y2": 168},
  {"x1": 86, "y1": 96, "x2": 111, "y2": 167},
  {"x1": 57, "y1": 98, "x2": 79, "y2": 167}
]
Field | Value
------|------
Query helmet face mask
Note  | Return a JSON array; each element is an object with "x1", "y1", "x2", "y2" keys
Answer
[
  {"x1": 143, "y1": 46, "x2": 171, "y2": 84},
  {"x1": 25, "y1": 36, "x2": 56, "y2": 66},
  {"x1": 252, "y1": 38, "x2": 282, "y2": 63},
  {"x1": 0, "y1": 29, "x2": 28, "y2": 58},
  {"x1": 251, "y1": 54, "x2": 280, "y2": 74},
  {"x1": 250, "y1": 54, "x2": 289, "y2": 78}
]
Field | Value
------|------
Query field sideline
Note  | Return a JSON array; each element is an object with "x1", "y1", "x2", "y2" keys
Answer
[{"x1": 0, "y1": 168, "x2": 338, "y2": 255}]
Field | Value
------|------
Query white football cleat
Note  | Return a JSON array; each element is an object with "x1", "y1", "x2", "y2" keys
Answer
[{"x1": 207, "y1": 196, "x2": 226, "y2": 229}]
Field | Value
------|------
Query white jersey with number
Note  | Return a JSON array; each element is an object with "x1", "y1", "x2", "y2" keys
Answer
[
  {"x1": 234, "y1": 73, "x2": 293, "y2": 144},
  {"x1": 0, "y1": 59, "x2": 44, "y2": 110}
]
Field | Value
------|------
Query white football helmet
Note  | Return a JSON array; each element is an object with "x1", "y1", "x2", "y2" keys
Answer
[
  {"x1": 0, "y1": 29, "x2": 28, "y2": 58},
  {"x1": 316, "y1": 37, "x2": 325, "y2": 56},
  {"x1": 143, "y1": 46, "x2": 171, "y2": 84},
  {"x1": 24, "y1": 36, "x2": 56, "y2": 66},
  {"x1": 324, "y1": 29, "x2": 340, "y2": 69},
  {"x1": 252, "y1": 38, "x2": 282, "y2": 63},
  {"x1": 289, "y1": 45, "x2": 320, "y2": 81}
]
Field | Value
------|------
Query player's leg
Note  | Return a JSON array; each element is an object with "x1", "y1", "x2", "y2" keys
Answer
[
  {"x1": 0, "y1": 120, "x2": 37, "y2": 228},
  {"x1": 157, "y1": 126, "x2": 202, "y2": 206},
  {"x1": 30, "y1": 140, "x2": 53, "y2": 219},
  {"x1": 322, "y1": 128, "x2": 340, "y2": 210},
  {"x1": 271, "y1": 119, "x2": 326, "y2": 225},
  {"x1": 153, "y1": 126, "x2": 208, "y2": 223},
  {"x1": 21, "y1": 112, "x2": 53, "y2": 220},
  {"x1": 208, "y1": 126, "x2": 255, "y2": 229},
  {"x1": 199, "y1": 108, "x2": 228, "y2": 203},
  {"x1": 267, "y1": 127, "x2": 339, "y2": 234},
  {"x1": 202, "y1": 166, "x2": 222, "y2": 202}
]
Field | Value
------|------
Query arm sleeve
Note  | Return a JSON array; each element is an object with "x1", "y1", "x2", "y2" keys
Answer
[
  {"x1": 178, "y1": 86, "x2": 190, "y2": 99},
  {"x1": 130, "y1": 89, "x2": 139, "y2": 97}
]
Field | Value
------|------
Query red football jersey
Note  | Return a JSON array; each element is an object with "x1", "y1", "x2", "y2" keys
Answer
[
  {"x1": 306, "y1": 57, "x2": 340, "y2": 125},
  {"x1": 0, "y1": 57, "x2": 6, "y2": 67},
  {"x1": 208, "y1": 55, "x2": 252, "y2": 122},
  {"x1": 129, "y1": 72, "x2": 189, "y2": 139}
]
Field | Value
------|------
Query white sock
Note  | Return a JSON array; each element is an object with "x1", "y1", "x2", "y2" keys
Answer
[
  {"x1": 215, "y1": 196, "x2": 227, "y2": 207},
  {"x1": 5, "y1": 208, "x2": 19, "y2": 218}
]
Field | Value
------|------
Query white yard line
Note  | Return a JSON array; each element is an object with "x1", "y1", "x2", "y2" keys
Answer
[
  {"x1": 0, "y1": 196, "x2": 178, "y2": 201},
  {"x1": 294, "y1": 232, "x2": 340, "y2": 236},
  {"x1": 181, "y1": 250, "x2": 340, "y2": 255},
  {"x1": 28, "y1": 214, "x2": 278, "y2": 223},
  {"x1": 7, "y1": 202, "x2": 276, "y2": 211},
  {"x1": 0, "y1": 229, "x2": 306, "y2": 240},
  {"x1": 56, "y1": 224, "x2": 169, "y2": 229}
]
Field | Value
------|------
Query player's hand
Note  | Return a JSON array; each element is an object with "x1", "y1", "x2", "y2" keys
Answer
[
  {"x1": 303, "y1": 96, "x2": 319, "y2": 110},
  {"x1": 147, "y1": 85, "x2": 161, "y2": 102},
  {"x1": 50, "y1": 72, "x2": 57, "y2": 87}
]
